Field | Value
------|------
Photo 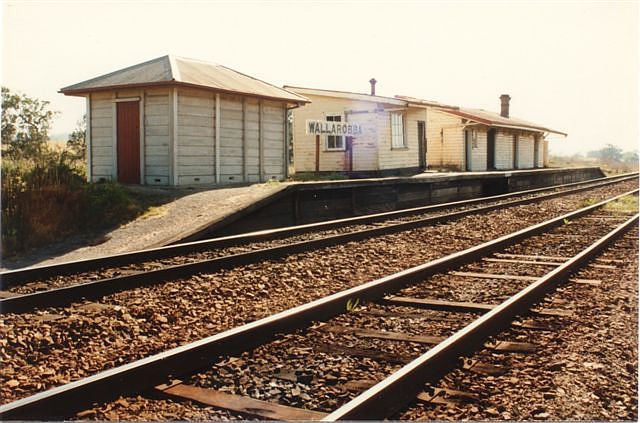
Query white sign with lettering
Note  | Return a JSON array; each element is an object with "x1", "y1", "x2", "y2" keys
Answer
[{"x1": 306, "y1": 120, "x2": 363, "y2": 136}]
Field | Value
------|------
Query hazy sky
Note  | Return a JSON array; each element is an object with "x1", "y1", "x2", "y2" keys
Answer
[{"x1": 2, "y1": 0, "x2": 638, "y2": 155}]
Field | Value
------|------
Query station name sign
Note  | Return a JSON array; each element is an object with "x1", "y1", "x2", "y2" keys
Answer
[{"x1": 306, "y1": 120, "x2": 363, "y2": 136}]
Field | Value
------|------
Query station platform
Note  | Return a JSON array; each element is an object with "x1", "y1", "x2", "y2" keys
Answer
[{"x1": 6, "y1": 166, "x2": 604, "y2": 269}]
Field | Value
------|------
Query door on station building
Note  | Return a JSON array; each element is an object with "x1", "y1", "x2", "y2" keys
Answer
[
  {"x1": 345, "y1": 136, "x2": 354, "y2": 172},
  {"x1": 533, "y1": 135, "x2": 540, "y2": 167},
  {"x1": 487, "y1": 129, "x2": 496, "y2": 169},
  {"x1": 116, "y1": 101, "x2": 140, "y2": 184},
  {"x1": 417, "y1": 121, "x2": 427, "y2": 169}
]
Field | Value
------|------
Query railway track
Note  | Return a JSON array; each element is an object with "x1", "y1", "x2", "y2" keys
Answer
[
  {"x1": 0, "y1": 174, "x2": 637, "y2": 313},
  {"x1": 1, "y1": 188, "x2": 637, "y2": 420},
  {"x1": 0, "y1": 180, "x2": 637, "y2": 407}
]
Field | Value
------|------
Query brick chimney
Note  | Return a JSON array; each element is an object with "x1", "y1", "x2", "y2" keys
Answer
[
  {"x1": 369, "y1": 78, "x2": 377, "y2": 96},
  {"x1": 500, "y1": 94, "x2": 511, "y2": 118}
]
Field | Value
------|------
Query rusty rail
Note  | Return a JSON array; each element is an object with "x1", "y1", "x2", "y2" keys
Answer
[
  {"x1": 324, "y1": 211, "x2": 639, "y2": 420},
  {"x1": 1, "y1": 172, "x2": 636, "y2": 288},
  {"x1": 2, "y1": 177, "x2": 637, "y2": 314},
  {"x1": 0, "y1": 189, "x2": 636, "y2": 420}
]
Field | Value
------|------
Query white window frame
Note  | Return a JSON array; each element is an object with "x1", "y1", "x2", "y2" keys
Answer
[
  {"x1": 325, "y1": 113, "x2": 345, "y2": 151},
  {"x1": 391, "y1": 112, "x2": 406, "y2": 149}
]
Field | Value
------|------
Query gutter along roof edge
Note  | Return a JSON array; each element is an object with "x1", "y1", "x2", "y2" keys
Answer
[
  {"x1": 284, "y1": 85, "x2": 408, "y2": 106},
  {"x1": 60, "y1": 81, "x2": 310, "y2": 105},
  {"x1": 434, "y1": 107, "x2": 567, "y2": 136}
]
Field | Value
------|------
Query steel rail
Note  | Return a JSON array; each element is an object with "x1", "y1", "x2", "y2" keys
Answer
[
  {"x1": 1, "y1": 180, "x2": 638, "y2": 315},
  {"x1": 1, "y1": 172, "x2": 636, "y2": 287},
  {"x1": 0, "y1": 189, "x2": 636, "y2": 420},
  {"x1": 323, "y1": 212, "x2": 639, "y2": 421}
]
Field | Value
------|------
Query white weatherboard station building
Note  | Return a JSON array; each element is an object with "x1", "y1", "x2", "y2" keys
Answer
[
  {"x1": 61, "y1": 55, "x2": 309, "y2": 186},
  {"x1": 286, "y1": 83, "x2": 566, "y2": 175}
]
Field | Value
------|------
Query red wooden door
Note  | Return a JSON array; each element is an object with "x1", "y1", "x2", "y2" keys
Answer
[{"x1": 117, "y1": 101, "x2": 140, "y2": 184}]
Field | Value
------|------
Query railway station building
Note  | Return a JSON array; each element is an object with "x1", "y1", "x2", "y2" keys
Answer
[
  {"x1": 285, "y1": 83, "x2": 442, "y2": 175},
  {"x1": 416, "y1": 94, "x2": 567, "y2": 172},
  {"x1": 286, "y1": 83, "x2": 565, "y2": 175},
  {"x1": 61, "y1": 55, "x2": 309, "y2": 186}
]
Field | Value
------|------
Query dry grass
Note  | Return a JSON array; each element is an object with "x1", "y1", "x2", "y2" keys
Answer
[{"x1": 603, "y1": 195, "x2": 639, "y2": 215}]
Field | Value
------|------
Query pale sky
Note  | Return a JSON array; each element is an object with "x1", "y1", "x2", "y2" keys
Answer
[{"x1": 2, "y1": 0, "x2": 638, "y2": 155}]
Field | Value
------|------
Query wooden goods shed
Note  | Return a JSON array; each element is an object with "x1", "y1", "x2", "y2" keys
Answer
[
  {"x1": 61, "y1": 55, "x2": 308, "y2": 185},
  {"x1": 414, "y1": 94, "x2": 567, "y2": 172},
  {"x1": 284, "y1": 85, "x2": 450, "y2": 175}
]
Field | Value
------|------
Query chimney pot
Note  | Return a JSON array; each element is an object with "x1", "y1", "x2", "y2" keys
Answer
[
  {"x1": 500, "y1": 94, "x2": 511, "y2": 118},
  {"x1": 369, "y1": 78, "x2": 377, "y2": 96}
]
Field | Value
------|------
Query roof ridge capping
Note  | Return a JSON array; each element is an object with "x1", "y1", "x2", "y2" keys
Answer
[
  {"x1": 60, "y1": 55, "x2": 309, "y2": 103},
  {"x1": 60, "y1": 55, "x2": 173, "y2": 92}
]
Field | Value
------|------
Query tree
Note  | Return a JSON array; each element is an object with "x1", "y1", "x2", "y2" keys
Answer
[
  {"x1": 67, "y1": 115, "x2": 87, "y2": 160},
  {"x1": 600, "y1": 143, "x2": 623, "y2": 162},
  {"x1": 586, "y1": 143, "x2": 623, "y2": 162},
  {"x1": 1, "y1": 86, "x2": 57, "y2": 159},
  {"x1": 621, "y1": 150, "x2": 639, "y2": 164}
]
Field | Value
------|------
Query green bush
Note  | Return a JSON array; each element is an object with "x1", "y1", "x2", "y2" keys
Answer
[
  {"x1": 83, "y1": 182, "x2": 138, "y2": 228},
  {"x1": 1, "y1": 149, "x2": 138, "y2": 256}
]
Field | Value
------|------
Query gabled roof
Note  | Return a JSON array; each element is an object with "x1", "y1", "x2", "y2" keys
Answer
[
  {"x1": 284, "y1": 85, "x2": 408, "y2": 107},
  {"x1": 60, "y1": 55, "x2": 309, "y2": 104},
  {"x1": 438, "y1": 106, "x2": 567, "y2": 136}
]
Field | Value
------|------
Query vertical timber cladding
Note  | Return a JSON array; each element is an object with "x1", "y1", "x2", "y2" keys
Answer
[
  {"x1": 176, "y1": 88, "x2": 215, "y2": 184},
  {"x1": 216, "y1": 95, "x2": 286, "y2": 183},
  {"x1": 89, "y1": 92, "x2": 114, "y2": 182},
  {"x1": 517, "y1": 133, "x2": 535, "y2": 169},
  {"x1": 245, "y1": 98, "x2": 261, "y2": 182},
  {"x1": 173, "y1": 90, "x2": 286, "y2": 185},
  {"x1": 468, "y1": 129, "x2": 488, "y2": 171},
  {"x1": 116, "y1": 100, "x2": 141, "y2": 184},
  {"x1": 494, "y1": 130, "x2": 515, "y2": 170},
  {"x1": 145, "y1": 90, "x2": 171, "y2": 185},
  {"x1": 219, "y1": 94, "x2": 245, "y2": 183},
  {"x1": 262, "y1": 100, "x2": 286, "y2": 180}
]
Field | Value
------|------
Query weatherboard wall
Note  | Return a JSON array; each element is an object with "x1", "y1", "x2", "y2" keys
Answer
[
  {"x1": 494, "y1": 130, "x2": 515, "y2": 170},
  {"x1": 535, "y1": 137, "x2": 544, "y2": 168},
  {"x1": 86, "y1": 86, "x2": 288, "y2": 186},
  {"x1": 89, "y1": 92, "x2": 115, "y2": 181},
  {"x1": 518, "y1": 133, "x2": 534, "y2": 169},
  {"x1": 426, "y1": 109, "x2": 463, "y2": 170},
  {"x1": 290, "y1": 94, "x2": 381, "y2": 172},
  {"x1": 144, "y1": 89, "x2": 171, "y2": 185},
  {"x1": 468, "y1": 129, "x2": 488, "y2": 172},
  {"x1": 377, "y1": 107, "x2": 424, "y2": 170},
  {"x1": 262, "y1": 100, "x2": 287, "y2": 180}
]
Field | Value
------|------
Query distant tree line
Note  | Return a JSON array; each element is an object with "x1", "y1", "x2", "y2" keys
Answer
[{"x1": 586, "y1": 144, "x2": 638, "y2": 164}]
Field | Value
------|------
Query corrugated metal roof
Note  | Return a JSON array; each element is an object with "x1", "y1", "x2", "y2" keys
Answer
[
  {"x1": 439, "y1": 106, "x2": 567, "y2": 136},
  {"x1": 394, "y1": 94, "x2": 457, "y2": 109},
  {"x1": 284, "y1": 85, "x2": 408, "y2": 107},
  {"x1": 60, "y1": 55, "x2": 309, "y2": 103}
]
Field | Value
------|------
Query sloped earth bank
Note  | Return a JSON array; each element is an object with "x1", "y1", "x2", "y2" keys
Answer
[{"x1": 398, "y1": 227, "x2": 638, "y2": 421}]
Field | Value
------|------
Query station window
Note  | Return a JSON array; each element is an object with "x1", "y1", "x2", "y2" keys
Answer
[
  {"x1": 326, "y1": 114, "x2": 345, "y2": 150},
  {"x1": 391, "y1": 113, "x2": 405, "y2": 148},
  {"x1": 472, "y1": 130, "x2": 478, "y2": 149}
]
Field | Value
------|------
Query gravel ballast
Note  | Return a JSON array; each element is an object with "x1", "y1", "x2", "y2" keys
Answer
[
  {"x1": 398, "y1": 227, "x2": 638, "y2": 421},
  {"x1": 78, "y1": 203, "x2": 638, "y2": 421},
  {"x1": 1, "y1": 183, "x2": 637, "y2": 407}
]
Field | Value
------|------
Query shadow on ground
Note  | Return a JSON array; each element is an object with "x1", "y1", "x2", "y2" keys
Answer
[{"x1": 0, "y1": 183, "x2": 254, "y2": 271}]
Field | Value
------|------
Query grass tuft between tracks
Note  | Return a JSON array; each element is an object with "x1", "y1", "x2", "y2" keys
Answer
[{"x1": 603, "y1": 194, "x2": 639, "y2": 214}]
